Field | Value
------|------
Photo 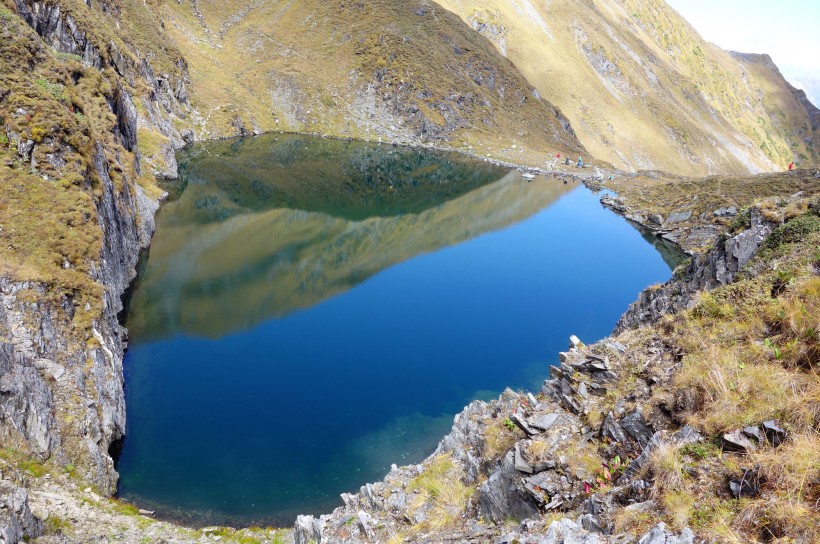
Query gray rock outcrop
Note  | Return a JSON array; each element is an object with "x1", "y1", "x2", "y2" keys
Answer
[
  {"x1": 616, "y1": 206, "x2": 776, "y2": 331},
  {"x1": 0, "y1": 482, "x2": 41, "y2": 544},
  {"x1": 0, "y1": 0, "x2": 189, "y2": 495}
]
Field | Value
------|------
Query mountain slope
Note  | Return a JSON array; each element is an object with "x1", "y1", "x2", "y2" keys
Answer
[
  {"x1": 435, "y1": 0, "x2": 819, "y2": 175},
  {"x1": 151, "y1": 0, "x2": 584, "y2": 165}
]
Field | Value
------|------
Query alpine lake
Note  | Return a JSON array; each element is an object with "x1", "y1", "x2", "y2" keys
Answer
[{"x1": 115, "y1": 134, "x2": 682, "y2": 527}]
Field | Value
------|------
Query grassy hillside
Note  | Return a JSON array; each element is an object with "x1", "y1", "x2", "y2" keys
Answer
[
  {"x1": 435, "y1": 0, "x2": 819, "y2": 176},
  {"x1": 149, "y1": 0, "x2": 584, "y2": 166}
]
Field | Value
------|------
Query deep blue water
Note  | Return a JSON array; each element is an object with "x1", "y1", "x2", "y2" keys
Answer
[{"x1": 117, "y1": 135, "x2": 675, "y2": 527}]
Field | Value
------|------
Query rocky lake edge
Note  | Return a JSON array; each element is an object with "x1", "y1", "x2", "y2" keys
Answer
[{"x1": 3, "y1": 151, "x2": 818, "y2": 543}]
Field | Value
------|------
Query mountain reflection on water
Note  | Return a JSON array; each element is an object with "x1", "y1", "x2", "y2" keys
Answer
[
  {"x1": 126, "y1": 135, "x2": 571, "y2": 341},
  {"x1": 118, "y1": 135, "x2": 674, "y2": 526}
]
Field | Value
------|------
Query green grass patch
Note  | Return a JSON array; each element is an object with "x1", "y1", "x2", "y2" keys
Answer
[
  {"x1": 20, "y1": 459, "x2": 48, "y2": 478},
  {"x1": 762, "y1": 214, "x2": 820, "y2": 251},
  {"x1": 111, "y1": 501, "x2": 140, "y2": 516},
  {"x1": 44, "y1": 515, "x2": 72, "y2": 535}
]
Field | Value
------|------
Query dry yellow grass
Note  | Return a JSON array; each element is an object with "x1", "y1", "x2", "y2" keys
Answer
[
  {"x1": 400, "y1": 454, "x2": 475, "y2": 537},
  {"x1": 636, "y1": 207, "x2": 820, "y2": 543},
  {"x1": 147, "y1": 0, "x2": 583, "y2": 167},
  {"x1": 526, "y1": 439, "x2": 550, "y2": 463},
  {"x1": 483, "y1": 417, "x2": 520, "y2": 460}
]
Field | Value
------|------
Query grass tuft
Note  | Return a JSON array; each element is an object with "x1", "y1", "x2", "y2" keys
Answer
[{"x1": 404, "y1": 454, "x2": 474, "y2": 535}]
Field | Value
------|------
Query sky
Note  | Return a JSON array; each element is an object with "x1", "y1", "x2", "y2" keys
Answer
[{"x1": 665, "y1": 0, "x2": 820, "y2": 106}]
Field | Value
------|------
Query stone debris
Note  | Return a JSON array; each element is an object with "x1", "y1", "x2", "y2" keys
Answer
[
  {"x1": 722, "y1": 429, "x2": 757, "y2": 453},
  {"x1": 637, "y1": 523, "x2": 694, "y2": 544},
  {"x1": 742, "y1": 425, "x2": 763, "y2": 443},
  {"x1": 540, "y1": 518, "x2": 601, "y2": 543},
  {"x1": 648, "y1": 213, "x2": 664, "y2": 226},
  {"x1": 479, "y1": 451, "x2": 541, "y2": 523},
  {"x1": 514, "y1": 443, "x2": 535, "y2": 474},
  {"x1": 600, "y1": 413, "x2": 628, "y2": 444},
  {"x1": 761, "y1": 420, "x2": 787, "y2": 446},
  {"x1": 713, "y1": 206, "x2": 737, "y2": 217},
  {"x1": 357, "y1": 510, "x2": 374, "y2": 539},
  {"x1": 729, "y1": 467, "x2": 761, "y2": 499},
  {"x1": 511, "y1": 413, "x2": 539, "y2": 437},
  {"x1": 530, "y1": 413, "x2": 560, "y2": 432},
  {"x1": 667, "y1": 210, "x2": 692, "y2": 223},
  {"x1": 619, "y1": 410, "x2": 654, "y2": 447}
]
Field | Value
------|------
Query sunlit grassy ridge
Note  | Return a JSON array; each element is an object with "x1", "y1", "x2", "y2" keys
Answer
[
  {"x1": 435, "y1": 0, "x2": 819, "y2": 176},
  {"x1": 0, "y1": 6, "x2": 116, "y2": 319},
  {"x1": 0, "y1": 0, "x2": 194, "y2": 297}
]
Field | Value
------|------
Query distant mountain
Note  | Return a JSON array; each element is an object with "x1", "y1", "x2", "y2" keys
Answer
[{"x1": 435, "y1": 0, "x2": 819, "y2": 174}]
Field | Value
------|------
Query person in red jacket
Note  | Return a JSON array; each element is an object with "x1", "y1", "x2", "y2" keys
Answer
[{"x1": 788, "y1": 162, "x2": 794, "y2": 170}]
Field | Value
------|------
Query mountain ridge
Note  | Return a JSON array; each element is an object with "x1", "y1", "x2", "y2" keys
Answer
[{"x1": 435, "y1": 0, "x2": 818, "y2": 175}]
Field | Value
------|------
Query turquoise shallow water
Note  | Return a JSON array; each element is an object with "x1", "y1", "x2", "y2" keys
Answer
[{"x1": 116, "y1": 135, "x2": 675, "y2": 526}]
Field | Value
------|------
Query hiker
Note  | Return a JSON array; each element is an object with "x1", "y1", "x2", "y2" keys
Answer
[
  {"x1": 564, "y1": 156, "x2": 570, "y2": 165},
  {"x1": 788, "y1": 162, "x2": 794, "y2": 170},
  {"x1": 577, "y1": 156, "x2": 583, "y2": 168}
]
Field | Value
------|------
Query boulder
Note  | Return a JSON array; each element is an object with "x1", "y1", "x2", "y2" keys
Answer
[
  {"x1": 514, "y1": 444, "x2": 534, "y2": 474},
  {"x1": 762, "y1": 420, "x2": 786, "y2": 446},
  {"x1": 530, "y1": 413, "x2": 560, "y2": 432},
  {"x1": 479, "y1": 451, "x2": 541, "y2": 523},
  {"x1": 722, "y1": 430, "x2": 757, "y2": 453},
  {"x1": 667, "y1": 211, "x2": 692, "y2": 223},
  {"x1": 357, "y1": 511, "x2": 374, "y2": 539},
  {"x1": 511, "y1": 413, "x2": 538, "y2": 437},
  {"x1": 742, "y1": 425, "x2": 763, "y2": 443},
  {"x1": 539, "y1": 518, "x2": 601, "y2": 544},
  {"x1": 294, "y1": 515, "x2": 325, "y2": 544},
  {"x1": 601, "y1": 413, "x2": 628, "y2": 443},
  {"x1": 620, "y1": 410, "x2": 654, "y2": 447},
  {"x1": 636, "y1": 523, "x2": 694, "y2": 544},
  {"x1": 729, "y1": 467, "x2": 761, "y2": 499},
  {"x1": 713, "y1": 206, "x2": 737, "y2": 217}
]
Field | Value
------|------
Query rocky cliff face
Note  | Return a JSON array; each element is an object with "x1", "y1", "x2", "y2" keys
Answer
[{"x1": 0, "y1": 0, "x2": 189, "y2": 501}]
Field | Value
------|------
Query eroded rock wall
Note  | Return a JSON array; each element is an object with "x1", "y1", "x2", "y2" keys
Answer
[{"x1": 0, "y1": 0, "x2": 189, "y2": 496}]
